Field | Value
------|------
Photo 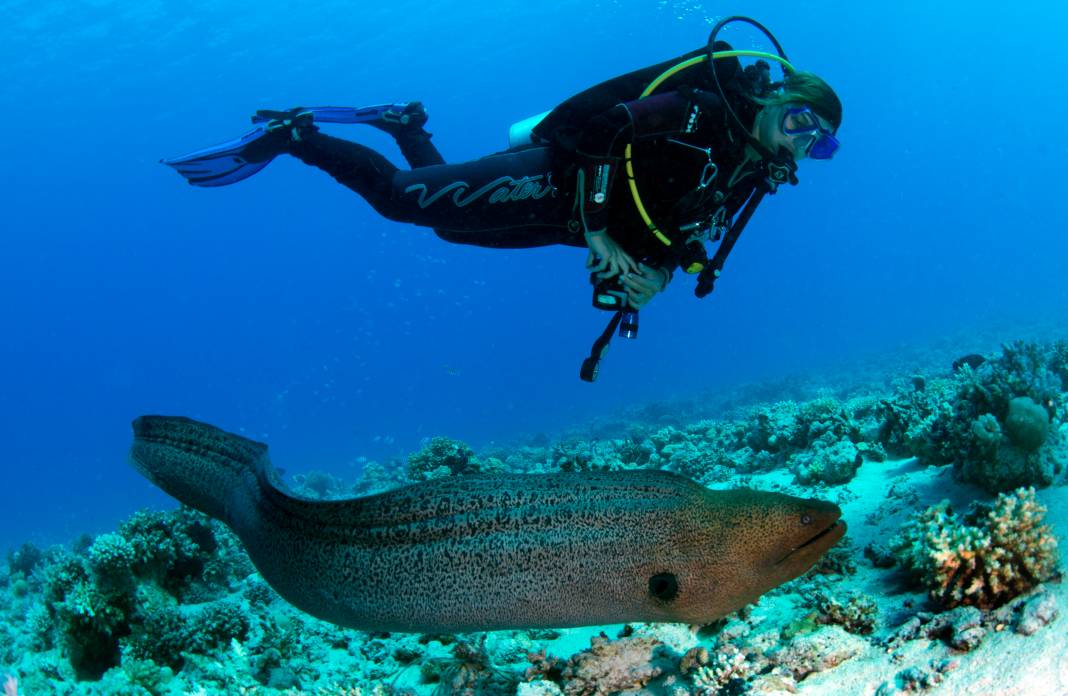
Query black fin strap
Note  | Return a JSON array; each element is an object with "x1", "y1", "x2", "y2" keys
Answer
[{"x1": 580, "y1": 311, "x2": 624, "y2": 382}]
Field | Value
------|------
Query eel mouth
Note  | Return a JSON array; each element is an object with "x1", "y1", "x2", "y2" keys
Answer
[{"x1": 776, "y1": 518, "x2": 848, "y2": 566}]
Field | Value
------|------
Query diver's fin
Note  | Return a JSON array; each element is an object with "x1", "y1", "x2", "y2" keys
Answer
[
  {"x1": 161, "y1": 125, "x2": 277, "y2": 187},
  {"x1": 252, "y1": 103, "x2": 427, "y2": 131},
  {"x1": 161, "y1": 110, "x2": 314, "y2": 187}
]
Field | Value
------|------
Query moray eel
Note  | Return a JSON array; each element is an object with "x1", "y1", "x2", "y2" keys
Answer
[{"x1": 130, "y1": 415, "x2": 846, "y2": 633}]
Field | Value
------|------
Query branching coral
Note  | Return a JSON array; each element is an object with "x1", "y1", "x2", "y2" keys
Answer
[
  {"x1": 680, "y1": 643, "x2": 762, "y2": 692},
  {"x1": 33, "y1": 535, "x2": 142, "y2": 679},
  {"x1": 407, "y1": 437, "x2": 480, "y2": 480},
  {"x1": 118, "y1": 508, "x2": 226, "y2": 595},
  {"x1": 87, "y1": 533, "x2": 135, "y2": 593},
  {"x1": 890, "y1": 487, "x2": 1060, "y2": 609},
  {"x1": 24, "y1": 507, "x2": 258, "y2": 680}
]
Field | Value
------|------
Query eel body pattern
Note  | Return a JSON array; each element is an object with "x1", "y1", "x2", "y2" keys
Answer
[{"x1": 130, "y1": 415, "x2": 845, "y2": 632}]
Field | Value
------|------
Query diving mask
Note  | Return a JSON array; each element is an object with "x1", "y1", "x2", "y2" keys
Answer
[{"x1": 781, "y1": 106, "x2": 839, "y2": 160}]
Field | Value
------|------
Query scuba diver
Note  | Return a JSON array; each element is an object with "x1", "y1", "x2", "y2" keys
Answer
[{"x1": 163, "y1": 17, "x2": 841, "y2": 381}]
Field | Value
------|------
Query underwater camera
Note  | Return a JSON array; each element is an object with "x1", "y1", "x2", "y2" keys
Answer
[
  {"x1": 591, "y1": 272, "x2": 630, "y2": 311},
  {"x1": 589, "y1": 272, "x2": 639, "y2": 339}
]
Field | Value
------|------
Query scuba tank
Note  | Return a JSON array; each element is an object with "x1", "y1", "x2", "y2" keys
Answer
[{"x1": 508, "y1": 110, "x2": 551, "y2": 148}]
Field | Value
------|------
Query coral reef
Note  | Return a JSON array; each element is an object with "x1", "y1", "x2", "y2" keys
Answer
[
  {"x1": 557, "y1": 634, "x2": 669, "y2": 696},
  {"x1": 883, "y1": 588, "x2": 1061, "y2": 658},
  {"x1": 422, "y1": 636, "x2": 518, "y2": 695},
  {"x1": 767, "y1": 626, "x2": 869, "y2": 681},
  {"x1": 6, "y1": 544, "x2": 43, "y2": 578},
  {"x1": 22, "y1": 507, "x2": 254, "y2": 681},
  {"x1": 876, "y1": 341, "x2": 1067, "y2": 492},
  {"x1": 682, "y1": 642, "x2": 762, "y2": 692},
  {"x1": 1004, "y1": 396, "x2": 1050, "y2": 451},
  {"x1": 792, "y1": 439, "x2": 863, "y2": 485},
  {"x1": 379, "y1": 384, "x2": 899, "y2": 492},
  {"x1": 890, "y1": 487, "x2": 1060, "y2": 609},
  {"x1": 526, "y1": 634, "x2": 676, "y2": 696},
  {"x1": 805, "y1": 589, "x2": 879, "y2": 635},
  {"x1": 884, "y1": 606, "x2": 986, "y2": 652},
  {"x1": 407, "y1": 436, "x2": 481, "y2": 480},
  {"x1": 352, "y1": 458, "x2": 410, "y2": 496},
  {"x1": 549, "y1": 439, "x2": 628, "y2": 473}
]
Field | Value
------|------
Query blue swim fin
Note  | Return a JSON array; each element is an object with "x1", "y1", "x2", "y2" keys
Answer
[
  {"x1": 162, "y1": 105, "x2": 425, "y2": 187},
  {"x1": 160, "y1": 125, "x2": 277, "y2": 187},
  {"x1": 161, "y1": 109, "x2": 314, "y2": 187},
  {"x1": 251, "y1": 103, "x2": 426, "y2": 130}
]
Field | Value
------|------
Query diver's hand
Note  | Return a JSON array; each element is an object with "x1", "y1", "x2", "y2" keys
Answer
[
  {"x1": 585, "y1": 229, "x2": 639, "y2": 279},
  {"x1": 621, "y1": 263, "x2": 670, "y2": 310}
]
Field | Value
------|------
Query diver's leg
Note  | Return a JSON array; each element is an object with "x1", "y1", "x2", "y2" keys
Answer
[
  {"x1": 395, "y1": 129, "x2": 446, "y2": 168},
  {"x1": 286, "y1": 133, "x2": 579, "y2": 248},
  {"x1": 363, "y1": 102, "x2": 446, "y2": 168},
  {"x1": 287, "y1": 131, "x2": 574, "y2": 248},
  {"x1": 288, "y1": 130, "x2": 406, "y2": 220},
  {"x1": 162, "y1": 105, "x2": 444, "y2": 188}
]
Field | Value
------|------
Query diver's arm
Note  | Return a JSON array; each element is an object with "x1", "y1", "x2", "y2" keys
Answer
[
  {"x1": 570, "y1": 103, "x2": 638, "y2": 277},
  {"x1": 573, "y1": 104, "x2": 632, "y2": 239},
  {"x1": 530, "y1": 46, "x2": 711, "y2": 144}
]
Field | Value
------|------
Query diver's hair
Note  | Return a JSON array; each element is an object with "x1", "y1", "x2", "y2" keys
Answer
[{"x1": 752, "y1": 70, "x2": 843, "y2": 131}]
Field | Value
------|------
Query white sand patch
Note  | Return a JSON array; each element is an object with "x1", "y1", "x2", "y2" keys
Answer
[{"x1": 783, "y1": 459, "x2": 1068, "y2": 695}]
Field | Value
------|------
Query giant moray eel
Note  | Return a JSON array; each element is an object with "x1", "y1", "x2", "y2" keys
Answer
[{"x1": 130, "y1": 415, "x2": 846, "y2": 633}]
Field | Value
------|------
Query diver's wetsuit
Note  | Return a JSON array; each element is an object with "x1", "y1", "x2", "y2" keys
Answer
[
  {"x1": 291, "y1": 133, "x2": 577, "y2": 249},
  {"x1": 288, "y1": 44, "x2": 768, "y2": 272}
]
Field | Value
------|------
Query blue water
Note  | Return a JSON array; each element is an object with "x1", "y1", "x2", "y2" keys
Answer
[{"x1": 1, "y1": 0, "x2": 1065, "y2": 550}]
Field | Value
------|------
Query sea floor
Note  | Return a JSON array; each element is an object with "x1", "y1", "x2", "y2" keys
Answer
[
  {"x1": 746, "y1": 459, "x2": 1068, "y2": 696},
  {"x1": 2, "y1": 340, "x2": 1067, "y2": 695}
]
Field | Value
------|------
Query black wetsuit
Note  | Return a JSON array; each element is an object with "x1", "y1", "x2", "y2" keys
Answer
[{"x1": 289, "y1": 44, "x2": 767, "y2": 275}]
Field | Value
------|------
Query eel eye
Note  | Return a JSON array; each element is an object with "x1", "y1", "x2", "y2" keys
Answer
[
  {"x1": 648, "y1": 572, "x2": 679, "y2": 602},
  {"x1": 801, "y1": 514, "x2": 814, "y2": 525}
]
